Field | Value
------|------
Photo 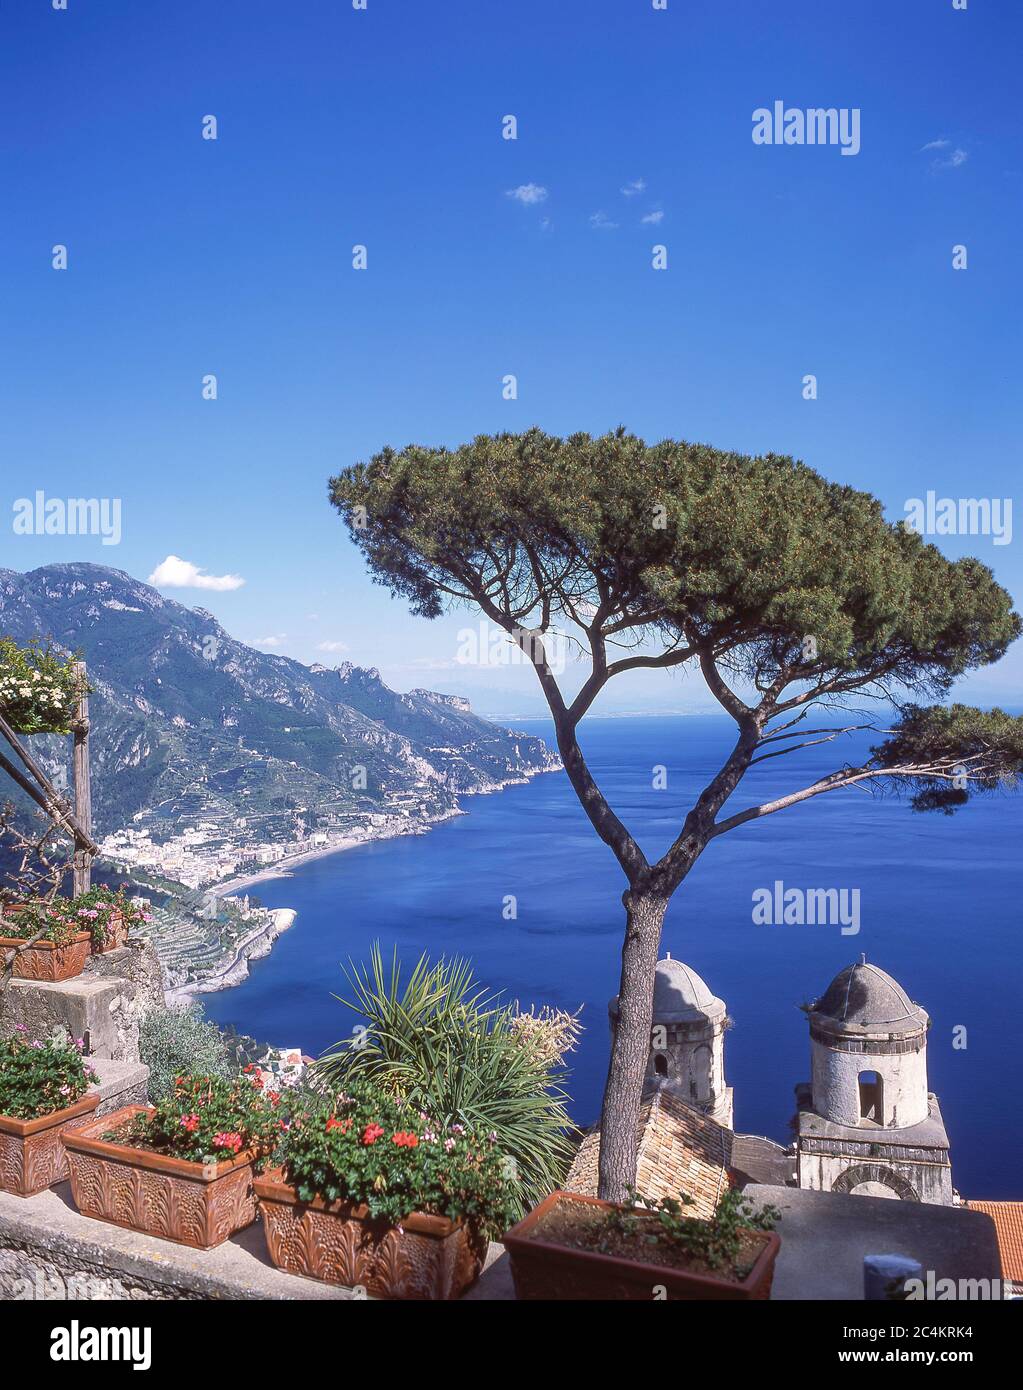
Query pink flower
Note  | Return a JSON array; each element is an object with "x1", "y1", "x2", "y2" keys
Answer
[{"x1": 444, "y1": 1138, "x2": 456, "y2": 1153}]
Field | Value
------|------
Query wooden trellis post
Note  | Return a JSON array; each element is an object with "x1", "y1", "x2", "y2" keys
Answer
[{"x1": 72, "y1": 660, "x2": 93, "y2": 894}]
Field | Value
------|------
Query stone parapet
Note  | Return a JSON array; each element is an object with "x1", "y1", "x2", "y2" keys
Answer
[
  {"x1": 0, "y1": 1186, "x2": 510, "y2": 1301},
  {"x1": 744, "y1": 1184, "x2": 1002, "y2": 1299},
  {"x1": 0, "y1": 1186, "x2": 358, "y2": 1301}
]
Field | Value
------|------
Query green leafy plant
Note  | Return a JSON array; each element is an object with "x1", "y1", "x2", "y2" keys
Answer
[
  {"x1": 1, "y1": 884, "x2": 150, "y2": 948},
  {"x1": 107, "y1": 1072, "x2": 280, "y2": 1166},
  {"x1": 277, "y1": 1078, "x2": 519, "y2": 1238},
  {"x1": 0, "y1": 638, "x2": 83, "y2": 736},
  {"x1": 601, "y1": 1186, "x2": 780, "y2": 1272},
  {"x1": 140, "y1": 1004, "x2": 235, "y2": 1102},
  {"x1": 315, "y1": 945, "x2": 576, "y2": 1217},
  {"x1": 0, "y1": 1029, "x2": 95, "y2": 1120}
]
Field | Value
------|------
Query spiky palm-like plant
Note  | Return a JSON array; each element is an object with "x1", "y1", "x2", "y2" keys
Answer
[{"x1": 314, "y1": 945, "x2": 577, "y2": 1215}]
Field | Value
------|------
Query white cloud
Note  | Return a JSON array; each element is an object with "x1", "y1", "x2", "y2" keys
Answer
[
  {"x1": 641, "y1": 209, "x2": 664, "y2": 225},
  {"x1": 621, "y1": 178, "x2": 646, "y2": 197},
  {"x1": 148, "y1": 555, "x2": 245, "y2": 591},
  {"x1": 589, "y1": 211, "x2": 619, "y2": 230},
  {"x1": 921, "y1": 140, "x2": 968, "y2": 170},
  {"x1": 940, "y1": 148, "x2": 969, "y2": 169},
  {"x1": 506, "y1": 183, "x2": 548, "y2": 205},
  {"x1": 317, "y1": 640, "x2": 349, "y2": 653},
  {"x1": 253, "y1": 634, "x2": 287, "y2": 648}
]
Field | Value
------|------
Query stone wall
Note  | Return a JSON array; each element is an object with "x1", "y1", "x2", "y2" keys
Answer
[
  {"x1": 1, "y1": 941, "x2": 165, "y2": 1063},
  {"x1": 0, "y1": 1187, "x2": 355, "y2": 1301}
]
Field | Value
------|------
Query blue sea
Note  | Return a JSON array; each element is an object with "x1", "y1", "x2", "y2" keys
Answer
[{"x1": 206, "y1": 716, "x2": 1023, "y2": 1199}]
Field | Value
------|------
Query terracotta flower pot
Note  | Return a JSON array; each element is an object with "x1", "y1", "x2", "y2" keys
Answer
[
  {"x1": 90, "y1": 909, "x2": 128, "y2": 955},
  {"x1": 0, "y1": 930, "x2": 92, "y2": 982},
  {"x1": 0, "y1": 1094, "x2": 99, "y2": 1198},
  {"x1": 62, "y1": 1105, "x2": 258, "y2": 1249},
  {"x1": 502, "y1": 1191, "x2": 781, "y2": 1301},
  {"x1": 254, "y1": 1169, "x2": 486, "y2": 1300}
]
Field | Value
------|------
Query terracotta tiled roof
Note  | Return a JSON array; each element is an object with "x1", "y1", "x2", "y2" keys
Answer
[
  {"x1": 565, "y1": 1086, "x2": 731, "y2": 1220},
  {"x1": 965, "y1": 1201, "x2": 1023, "y2": 1283}
]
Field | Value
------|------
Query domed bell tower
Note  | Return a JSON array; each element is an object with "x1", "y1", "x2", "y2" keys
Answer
[
  {"x1": 610, "y1": 955, "x2": 733, "y2": 1128},
  {"x1": 794, "y1": 956, "x2": 953, "y2": 1204}
]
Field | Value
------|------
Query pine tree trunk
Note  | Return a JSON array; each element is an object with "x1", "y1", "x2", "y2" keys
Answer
[{"x1": 596, "y1": 891, "x2": 668, "y2": 1202}]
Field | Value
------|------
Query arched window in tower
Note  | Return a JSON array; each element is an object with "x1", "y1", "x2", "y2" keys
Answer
[
  {"x1": 858, "y1": 1070, "x2": 883, "y2": 1124},
  {"x1": 653, "y1": 1053, "x2": 668, "y2": 1077}
]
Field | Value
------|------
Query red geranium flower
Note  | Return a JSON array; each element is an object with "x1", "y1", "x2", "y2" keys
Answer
[
  {"x1": 179, "y1": 1113, "x2": 199, "y2": 1133},
  {"x1": 361, "y1": 1123, "x2": 385, "y2": 1146},
  {"x1": 326, "y1": 1116, "x2": 351, "y2": 1133},
  {"x1": 391, "y1": 1131, "x2": 419, "y2": 1149},
  {"x1": 213, "y1": 1131, "x2": 244, "y2": 1154}
]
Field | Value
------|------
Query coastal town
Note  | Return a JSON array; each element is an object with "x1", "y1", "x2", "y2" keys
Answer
[{"x1": 97, "y1": 802, "x2": 444, "y2": 891}]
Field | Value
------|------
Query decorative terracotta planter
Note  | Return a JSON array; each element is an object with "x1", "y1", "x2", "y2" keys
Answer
[
  {"x1": 255, "y1": 1169, "x2": 486, "y2": 1299},
  {"x1": 0, "y1": 1094, "x2": 99, "y2": 1197},
  {"x1": 90, "y1": 910, "x2": 128, "y2": 955},
  {"x1": 62, "y1": 1105, "x2": 258, "y2": 1249},
  {"x1": 0, "y1": 930, "x2": 92, "y2": 983},
  {"x1": 502, "y1": 1191, "x2": 781, "y2": 1301}
]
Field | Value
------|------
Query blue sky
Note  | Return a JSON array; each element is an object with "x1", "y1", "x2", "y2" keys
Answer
[{"x1": 1, "y1": 0, "x2": 1020, "y2": 716}]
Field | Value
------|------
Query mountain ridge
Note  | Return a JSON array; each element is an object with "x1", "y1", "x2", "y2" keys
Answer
[{"x1": 0, "y1": 563, "x2": 558, "y2": 849}]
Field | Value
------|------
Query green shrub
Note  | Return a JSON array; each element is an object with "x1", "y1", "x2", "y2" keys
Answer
[
  {"x1": 0, "y1": 1030, "x2": 95, "y2": 1120},
  {"x1": 140, "y1": 1004, "x2": 234, "y2": 1101},
  {"x1": 315, "y1": 945, "x2": 577, "y2": 1218}
]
